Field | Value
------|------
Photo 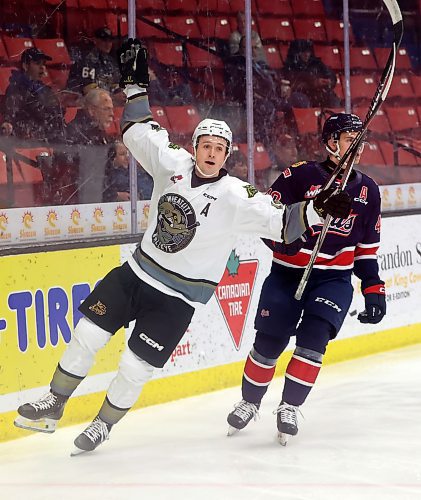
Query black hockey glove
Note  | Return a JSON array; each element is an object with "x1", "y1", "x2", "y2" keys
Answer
[
  {"x1": 313, "y1": 187, "x2": 352, "y2": 219},
  {"x1": 117, "y1": 38, "x2": 149, "y2": 88},
  {"x1": 262, "y1": 233, "x2": 307, "y2": 256},
  {"x1": 357, "y1": 280, "x2": 386, "y2": 324}
]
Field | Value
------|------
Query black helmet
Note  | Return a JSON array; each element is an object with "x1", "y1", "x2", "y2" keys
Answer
[{"x1": 322, "y1": 113, "x2": 363, "y2": 144}]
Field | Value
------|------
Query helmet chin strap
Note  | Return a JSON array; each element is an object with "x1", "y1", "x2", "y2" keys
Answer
[
  {"x1": 325, "y1": 139, "x2": 342, "y2": 161},
  {"x1": 193, "y1": 148, "x2": 228, "y2": 178}
]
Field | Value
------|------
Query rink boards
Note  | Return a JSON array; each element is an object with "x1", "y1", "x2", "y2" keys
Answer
[{"x1": 1, "y1": 213, "x2": 420, "y2": 442}]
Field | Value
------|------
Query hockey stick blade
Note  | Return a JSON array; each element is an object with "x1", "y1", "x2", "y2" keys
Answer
[{"x1": 294, "y1": 0, "x2": 403, "y2": 301}]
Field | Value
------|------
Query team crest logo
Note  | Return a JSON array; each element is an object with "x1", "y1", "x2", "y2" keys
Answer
[
  {"x1": 311, "y1": 211, "x2": 358, "y2": 237},
  {"x1": 152, "y1": 193, "x2": 200, "y2": 253},
  {"x1": 89, "y1": 300, "x2": 106, "y2": 315},
  {"x1": 291, "y1": 161, "x2": 307, "y2": 168},
  {"x1": 243, "y1": 184, "x2": 258, "y2": 198}
]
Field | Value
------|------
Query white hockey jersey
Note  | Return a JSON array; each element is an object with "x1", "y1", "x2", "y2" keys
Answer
[{"x1": 122, "y1": 90, "x2": 320, "y2": 306}]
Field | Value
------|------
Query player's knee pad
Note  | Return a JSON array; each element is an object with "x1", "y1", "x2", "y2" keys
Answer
[
  {"x1": 295, "y1": 314, "x2": 333, "y2": 354},
  {"x1": 106, "y1": 347, "x2": 154, "y2": 410},
  {"x1": 59, "y1": 317, "x2": 112, "y2": 377},
  {"x1": 254, "y1": 330, "x2": 290, "y2": 359}
]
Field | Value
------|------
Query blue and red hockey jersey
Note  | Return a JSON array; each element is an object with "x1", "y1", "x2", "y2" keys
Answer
[{"x1": 267, "y1": 159, "x2": 382, "y2": 286}]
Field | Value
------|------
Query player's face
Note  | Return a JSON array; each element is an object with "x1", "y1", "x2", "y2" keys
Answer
[
  {"x1": 195, "y1": 136, "x2": 228, "y2": 177},
  {"x1": 329, "y1": 131, "x2": 365, "y2": 166}
]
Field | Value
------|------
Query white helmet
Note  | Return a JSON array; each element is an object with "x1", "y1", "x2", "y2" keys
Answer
[{"x1": 192, "y1": 118, "x2": 233, "y2": 156}]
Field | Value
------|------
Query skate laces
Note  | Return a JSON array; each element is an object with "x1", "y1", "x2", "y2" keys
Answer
[
  {"x1": 233, "y1": 400, "x2": 260, "y2": 422},
  {"x1": 83, "y1": 417, "x2": 109, "y2": 443},
  {"x1": 273, "y1": 402, "x2": 302, "y2": 425},
  {"x1": 30, "y1": 393, "x2": 58, "y2": 411}
]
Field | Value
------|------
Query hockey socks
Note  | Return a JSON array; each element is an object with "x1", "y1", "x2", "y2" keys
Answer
[
  {"x1": 242, "y1": 348, "x2": 277, "y2": 404},
  {"x1": 282, "y1": 347, "x2": 322, "y2": 406}
]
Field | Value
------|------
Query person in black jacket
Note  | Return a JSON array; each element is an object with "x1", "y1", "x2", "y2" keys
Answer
[
  {"x1": 1, "y1": 47, "x2": 65, "y2": 142},
  {"x1": 283, "y1": 39, "x2": 341, "y2": 108}
]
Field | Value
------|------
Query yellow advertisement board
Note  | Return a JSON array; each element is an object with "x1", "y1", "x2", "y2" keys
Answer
[{"x1": 0, "y1": 246, "x2": 123, "y2": 395}]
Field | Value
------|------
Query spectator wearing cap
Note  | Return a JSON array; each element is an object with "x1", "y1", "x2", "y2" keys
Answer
[
  {"x1": 283, "y1": 39, "x2": 340, "y2": 108},
  {"x1": 1, "y1": 47, "x2": 65, "y2": 142},
  {"x1": 67, "y1": 27, "x2": 121, "y2": 98}
]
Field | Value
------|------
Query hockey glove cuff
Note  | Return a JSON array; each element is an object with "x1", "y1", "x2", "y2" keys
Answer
[
  {"x1": 262, "y1": 233, "x2": 307, "y2": 256},
  {"x1": 118, "y1": 38, "x2": 149, "y2": 89},
  {"x1": 313, "y1": 187, "x2": 352, "y2": 219},
  {"x1": 357, "y1": 280, "x2": 386, "y2": 324}
]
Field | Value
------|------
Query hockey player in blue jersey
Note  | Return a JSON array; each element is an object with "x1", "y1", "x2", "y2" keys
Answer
[{"x1": 227, "y1": 113, "x2": 387, "y2": 444}]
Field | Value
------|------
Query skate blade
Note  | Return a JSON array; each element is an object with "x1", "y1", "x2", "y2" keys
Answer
[
  {"x1": 278, "y1": 432, "x2": 290, "y2": 446},
  {"x1": 14, "y1": 416, "x2": 57, "y2": 434},
  {"x1": 227, "y1": 425, "x2": 240, "y2": 436},
  {"x1": 70, "y1": 446, "x2": 89, "y2": 457}
]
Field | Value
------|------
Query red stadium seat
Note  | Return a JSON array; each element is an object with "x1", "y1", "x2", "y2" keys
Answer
[
  {"x1": 358, "y1": 141, "x2": 386, "y2": 166},
  {"x1": 387, "y1": 74, "x2": 415, "y2": 100},
  {"x1": 410, "y1": 75, "x2": 421, "y2": 97},
  {"x1": 196, "y1": 16, "x2": 232, "y2": 39},
  {"x1": 64, "y1": 107, "x2": 80, "y2": 124},
  {"x1": 334, "y1": 75, "x2": 344, "y2": 101},
  {"x1": 164, "y1": 16, "x2": 201, "y2": 39},
  {"x1": 353, "y1": 107, "x2": 391, "y2": 135},
  {"x1": 379, "y1": 140, "x2": 419, "y2": 166},
  {"x1": 34, "y1": 39, "x2": 71, "y2": 66},
  {"x1": 196, "y1": 0, "x2": 231, "y2": 14},
  {"x1": 263, "y1": 45, "x2": 283, "y2": 69},
  {"x1": 258, "y1": 0, "x2": 292, "y2": 16},
  {"x1": 258, "y1": 18, "x2": 294, "y2": 42},
  {"x1": 384, "y1": 106, "x2": 419, "y2": 132},
  {"x1": 237, "y1": 143, "x2": 272, "y2": 170},
  {"x1": 3, "y1": 36, "x2": 35, "y2": 63},
  {"x1": 153, "y1": 42, "x2": 184, "y2": 67},
  {"x1": 229, "y1": 0, "x2": 258, "y2": 13},
  {"x1": 136, "y1": 0, "x2": 166, "y2": 11},
  {"x1": 136, "y1": 17, "x2": 167, "y2": 39},
  {"x1": 46, "y1": 68, "x2": 70, "y2": 90},
  {"x1": 186, "y1": 45, "x2": 223, "y2": 68},
  {"x1": 324, "y1": 19, "x2": 355, "y2": 44},
  {"x1": 0, "y1": 67, "x2": 14, "y2": 95},
  {"x1": 313, "y1": 45, "x2": 342, "y2": 71},
  {"x1": 166, "y1": 0, "x2": 198, "y2": 13},
  {"x1": 349, "y1": 75, "x2": 378, "y2": 101},
  {"x1": 291, "y1": 0, "x2": 325, "y2": 17},
  {"x1": 346, "y1": 47, "x2": 378, "y2": 71},
  {"x1": 293, "y1": 19, "x2": 327, "y2": 42},
  {"x1": 292, "y1": 108, "x2": 321, "y2": 135},
  {"x1": 164, "y1": 105, "x2": 201, "y2": 135},
  {"x1": 151, "y1": 106, "x2": 172, "y2": 131},
  {"x1": 79, "y1": 0, "x2": 108, "y2": 8},
  {"x1": 0, "y1": 37, "x2": 9, "y2": 61},
  {"x1": 374, "y1": 47, "x2": 412, "y2": 71},
  {"x1": 118, "y1": 13, "x2": 128, "y2": 36},
  {"x1": 107, "y1": 0, "x2": 127, "y2": 9}
]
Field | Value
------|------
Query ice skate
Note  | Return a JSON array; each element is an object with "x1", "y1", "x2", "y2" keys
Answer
[
  {"x1": 227, "y1": 400, "x2": 259, "y2": 436},
  {"x1": 14, "y1": 392, "x2": 67, "y2": 434},
  {"x1": 71, "y1": 416, "x2": 112, "y2": 456},
  {"x1": 274, "y1": 401, "x2": 299, "y2": 446}
]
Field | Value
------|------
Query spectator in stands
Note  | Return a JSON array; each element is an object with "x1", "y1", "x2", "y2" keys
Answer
[
  {"x1": 148, "y1": 60, "x2": 194, "y2": 106},
  {"x1": 1, "y1": 48, "x2": 65, "y2": 142},
  {"x1": 67, "y1": 27, "x2": 123, "y2": 101},
  {"x1": 225, "y1": 149, "x2": 248, "y2": 181},
  {"x1": 103, "y1": 141, "x2": 153, "y2": 202},
  {"x1": 229, "y1": 12, "x2": 266, "y2": 63},
  {"x1": 283, "y1": 39, "x2": 340, "y2": 108},
  {"x1": 66, "y1": 88, "x2": 114, "y2": 204}
]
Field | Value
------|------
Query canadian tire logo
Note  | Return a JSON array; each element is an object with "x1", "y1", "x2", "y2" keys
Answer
[{"x1": 215, "y1": 250, "x2": 258, "y2": 350}]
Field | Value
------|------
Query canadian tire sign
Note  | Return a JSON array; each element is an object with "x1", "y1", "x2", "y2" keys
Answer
[{"x1": 215, "y1": 250, "x2": 259, "y2": 350}]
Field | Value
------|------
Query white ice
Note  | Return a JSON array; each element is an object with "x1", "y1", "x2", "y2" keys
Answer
[{"x1": 1, "y1": 344, "x2": 421, "y2": 500}]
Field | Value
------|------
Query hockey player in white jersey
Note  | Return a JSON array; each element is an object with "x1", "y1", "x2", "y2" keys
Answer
[{"x1": 14, "y1": 39, "x2": 352, "y2": 455}]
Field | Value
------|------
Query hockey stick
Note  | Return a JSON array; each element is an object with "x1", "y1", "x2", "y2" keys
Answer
[{"x1": 294, "y1": 0, "x2": 403, "y2": 301}]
